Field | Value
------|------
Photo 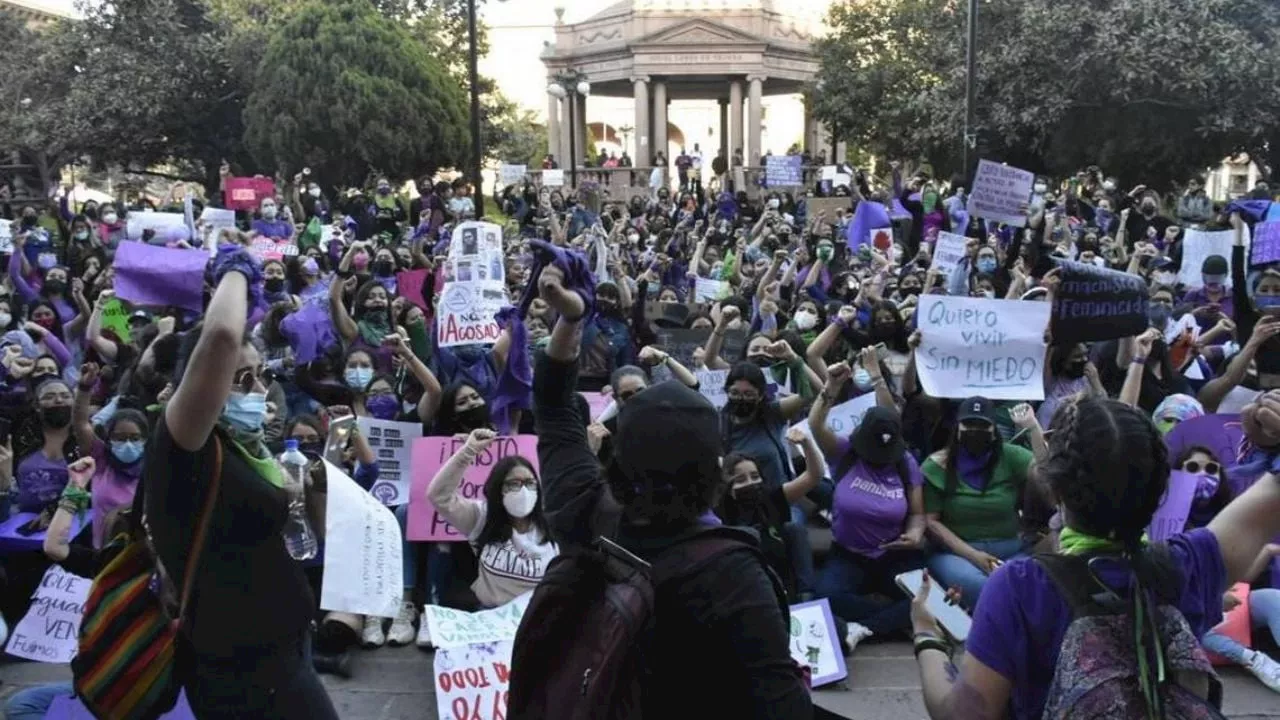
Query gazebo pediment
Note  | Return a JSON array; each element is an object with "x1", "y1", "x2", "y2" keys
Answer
[{"x1": 631, "y1": 18, "x2": 765, "y2": 48}]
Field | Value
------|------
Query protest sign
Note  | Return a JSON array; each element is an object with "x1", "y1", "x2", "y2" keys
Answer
[
  {"x1": 1050, "y1": 259, "x2": 1149, "y2": 343},
  {"x1": 434, "y1": 641, "x2": 513, "y2": 720},
  {"x1": 439, "y1": 222, "x2": 506, "y2": 347},
  {"x1": 1179, "y1": 227, "x2": 1249, "y2": 289},
  {"x1": 318, "y1": 459, "x2": 403, "y2": 618},
  {"x1": 929, "y1": 231, "x2": 968, "y2": 277},
  {"x1": 407, "y1": 435, "x2": 539, "y2": 541},
  {"x1": 1147, "y1": 470, "x2": 1198, "y2": 542},
  {"x1": 788, "y1": 392, "x2": 878, "y2": 456},
  {"x1": 693, "y1": 276, "x2": 730, "y2": 303},
  {"x1": 125, "y1": 212, "x2": 189, "y2": 242},
  {"x1": 247, "y1": 238, "x2": 299, "y2": 263},
  {"x1": 914, "y1": 295, "x2": 1050, "y2": 401},
  {"x1": 45, "y1": 692, "x2": 194, "y2": 720},
  {"x1": 425, "y1": 593, "x2": 529, "y2": 649},
  {"x1": 6, "y1": 565, "x2": 91, "y2": 663},
  {"x1": 359, "y1": 417, "x2": 422, "y2": 506},
  {"x1": 99, "y1": 297, "x2": 132, "y2": 343},
  {"x1": 788, "y1": 598, "x2": 847, "y2": 687},
  {"x1": 695, "y1": 368, "x2": 728, "y2": 409},
  {"x1": 1252, "y1": 221, "x2": 1280, "y2": 266},
  {"x1": 113, "y1": 243, "x2": 208, "y2": 313},
  {"x1": 499, "y1": 164, "x2": 527, "y2": 186},
  {"x1": 542, "y1": 169, "x2": 564, "y2": 187},
  {"x1": 966, "y1": 160, "x2": 1034, "y2": 228},
  {"x1": 0, "y1": 512, "x2": 88, "y2": 554},
  {"x1": 397, "y1": 268, "x2": 433, "y2": 312},
  {"x1": 766, "y1": 155, "x2": 803, "y2": 187},
  {"x1": 651, "y1": 327, "x2": 746, "y2": 369},
  {"x1": 198, "y1": 207, "x2": 236, "y2": 233},
  {"x1": 821, "y1": 165, "x2": 837, "y2": 182},
  {"x1": 579, "y1": 391, "x2": 613, "y2": 421},
  {"x1": 0, "y1": 218, "x2": 12, "y2": 253},
  {"x1": 224, "y1": 176, "x2": 276, "y2": 211},
  {"x1": 807, "y1": 197, "x2": 850, "y2": 219}
]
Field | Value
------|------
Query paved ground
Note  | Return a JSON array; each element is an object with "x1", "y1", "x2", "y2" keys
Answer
[{"x1": 1, "y1": 641, "x2": 1277, "y2": 719}]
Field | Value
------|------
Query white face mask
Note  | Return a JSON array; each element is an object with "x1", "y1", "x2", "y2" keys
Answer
[
  {"x1": 1153, "y1": 271, "x2": 1177, "y2": 286},
  {"x1": 262, "y1": 205, "x2": 278, "y2": 219},
  {"x1": 308, "y1": 187, "x2": 321, "y2": 198},
  {"x1": 102, "y1": 212, "x2": 118, "y2": 225},
  {"x1": 502, "y1": 486, "x2": 538, "y2": 519},
  {"x1": 1102, "y1": 181, "x2": 1116, "y2": 192},
  {"x1": 627, "y1": 233, "x2": 639, "y2": 244},
  {"x1": 1033, "y1": 183, "x2": 1047, "y2": 194},
  {"x1": 767, "y1": 198, "x2": 780, "y2": 210},
  {"x1": 0, "y1": 313, "x2": 11, "y2": 328},
  {"x1": 793, "y1": 310, "x2": 818, "y2": 331}
]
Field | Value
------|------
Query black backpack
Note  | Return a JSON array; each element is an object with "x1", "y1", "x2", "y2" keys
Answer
[{"x1": 507, "y1": 526, "x2": 794, "y2": 720}]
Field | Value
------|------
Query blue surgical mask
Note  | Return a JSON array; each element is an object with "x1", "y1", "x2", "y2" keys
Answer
[
  {"x1": 345, "y1": 367, "x2": 374, "y2": 390},
  {"x1": 853, "y1": 368, "x2": 874, "y2": 392},
  {"x1": 1255, "y1": 295, "x2": 1280, "y2": 310},
  {"x1": 222, "y1": 392, "x2": 268, "y2": 431},
  {"x1": 110, "y1": 440, "x2": 144, "y2": 465},
  {"x1": 1148, "y1": 305, "x2": 1171, "y2": 327},
  {"x1": 976, "y1": 257, "x2": 998, "y2": 274}
]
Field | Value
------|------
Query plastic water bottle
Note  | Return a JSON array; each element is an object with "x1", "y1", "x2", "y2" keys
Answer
[{"x1": 279, "y1": 439, "x2": 318, "y2": 560}]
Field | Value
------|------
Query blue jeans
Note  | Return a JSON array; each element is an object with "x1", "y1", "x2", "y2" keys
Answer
[
  {"x1": 395, "y1": 503, "x2": 451, "y2": 604},
  {"x1": 787, "y1": 504, "x2": 816, "y2": 595},
  {"x1": 1202, "y1": 588, "x2": 1280, "y2": 664},
  {"x1": 927, "y1": 537, "x2": 1025, "y2": 610},
  {"x1": 4, "y1": 681, "x2": 73, "y2": 720},
  {"x1": 816, "y1": 546, "x2": 926, "y2": 635}
]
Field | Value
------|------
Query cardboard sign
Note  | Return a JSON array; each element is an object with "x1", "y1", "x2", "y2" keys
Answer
[
  {"x1": 914, "y1": 295, "x2": 1050, "y2": 401},
  {"x1": 424, "y1": 592, "x2": 529, "y2": 649},
  {"x1": 966, "y1": 159, "x2": 1034, "y2": 228},
  {"x1": 929, "y1": 231, "x2": 969, "y2": 277},
  {"x1": 438, "y1": 222, "x2": 506, "y2": 348},
  {"x1": 694, "y1": 368, "x2": 729, "y2": 409},
  {"x1": 359, "y1": 417, "x2": 423, "y2": 506},
  {"x1": 433, "y1": 641, "x2": 513, "y2": 720},
  {"x1": 788, "y1": 598, "x2": 847, "y2": 687},
  {"x1": 198, "y1": 207, "x2": 236, "y2": 233},
  {"x1": 499, "y1": 164, "x2": 527, "y2": 186},
  {"x1": 6, "y1": 566, "x2": 91, "y2": 663},
  {"x1": 766, "y1": 155, "x2": 803, "y2": 187},
  {"x1": 542, "y1": 169, "x2": 565, "y2": 187},
  {"x1": 788, "y1": 392, "x2": 878, "y2": 455},
  {"x1": 693, "y1": 276, "x2": 730, "y2": 303},
  {"x1": 0, "y1": 218, "x2": 12, "y2": 254},
  {"x1": 407, "y1": 435, "x2": 539, "y2": 541},
  {"x1": 1251, "y1": 221, "x2": 1280, "y2": 266},
  {"x1": 125, "y1": 212, "x2": 189, "y2": 242},
  {"x1": 318, "y1": 459, "x2": 404, "y2": 618},
  {"x1": 1050, "y1": 259, "x2": 1149, "y2": 343},
  {"x1": 99, "y1": 297, "x2": 132, "y2": 343},
  {"x1": 224, "y1": 176, "x2": 276, "y2": 211}
]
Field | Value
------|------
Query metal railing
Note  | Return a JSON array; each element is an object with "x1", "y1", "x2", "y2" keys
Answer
[{"x1": 506, "y1": 162, "x2": 831, "y2": 198}]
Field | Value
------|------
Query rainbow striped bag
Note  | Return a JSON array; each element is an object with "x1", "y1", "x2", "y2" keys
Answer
[{"x1": 72, "y1": 438, "x2": 223, "y2": 720}]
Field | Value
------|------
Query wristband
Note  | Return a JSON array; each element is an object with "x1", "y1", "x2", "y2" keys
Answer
[
  {"x1": 913, "y1": 637, "x2": 951, "y2": 659},
  {"x1": 1131, "y1": 356, "x2": 1148, "y2": 366},
  {"x1": 60, "y1": 484, "x2": 90, "y2": 513}
]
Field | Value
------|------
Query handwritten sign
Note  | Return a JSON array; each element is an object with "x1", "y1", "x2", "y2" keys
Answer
[
  {"x1": 788, "y1": 598, "x2": 847, "y2": 687},
  {"x1": 1147, "y1": 469, "x2": 1198, "y2": 542},
  {"x1": 439, "y1": 222, "x2": 506, "y2": 348},
  {"x1": 434, "y1": 641, "x2": 513, "y2": 720},
  {"x1": 125, "y1": 211, "x2": 189, "y2": 242},
  {"x1": 425, "y1": 592, "x2": 529, "y2": 649},
  {"x1": 541, "y1": 169, "x2": 564, "y2": 187},
  {"x1": 788, "y1": 392, "x2": 878, "y2": 458},
  {"x1": 966, "y1": 160, "x2": 1033, "y2": 228},
  {"x1": 499, "y1": 164, "x2": 527, "y2": 186},
  {"x1": 1051, "y1": 259, "x2": 1149, "y2": 343},
  {"x1": 318, "y1": 459, "x2": 404, "y2": 618},
  {"x1": 359, "y1": 417, "x2": 423, "y2": 506},
  {"x1": 248, "y1": 238, "x2": 299, "y2": 262},
  {"x1": 651, "y1": 327, "x2": 746, "y2": 370},
  {"x1": 693, "y1": 276, "x2": 729, "y2": 303},
  {"x1": 915, "y1": 295, "x2": 1049, "y2": 401},
  {"x1": 99, "y1": 297, "x2": 132, "y2": 343},
  {"x1": 579, "y1": 391, "x2": 614, "y2": 422},
  {"x1": 6, "y1": 565, "x2": 91, "y2": 663},
  {"x1": 766, "y1": 155, "x2": 803, "y2": 187},
  {"x1": 1252, "y1": 221, "x2": 1280, "y2": 266},
  {"x1": 397, "y1": 268, "x2": 433, "y2": 312},
  {"x1": 929, "y1": 231, "x2": 968, "y2": 277},
  {"x1": 694, "y1": 368, "x2": 728, "y2": 409},
  {"x1": 224, "y1": 176, "x2": 276, "y2": 211},
  {"x1": 0, "y1": 218, "x2": 12, "y2": 253},
  {"x1": 198, "y1": 207, "x2": 236, "y2": 233},
  {"x1": 1179, "y1": 227, "x2": 1250, "y2": 290},
  {"x1": 407, "y1": 435, "x2": 539, "y2": 541}
]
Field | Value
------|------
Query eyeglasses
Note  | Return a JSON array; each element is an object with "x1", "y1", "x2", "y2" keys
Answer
[
  {"x1": 1182, "y1": 460, "x2": 1220, "y2": 476},
  {"x1": 502, "y1": 478, "x2": 538, "y2": 493}
]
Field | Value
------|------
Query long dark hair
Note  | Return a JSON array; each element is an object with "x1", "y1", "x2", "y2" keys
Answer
[
  {"x1": 472, "y1": 455, "x2": 549, "y2": 548},
  {"x1": 432, "y1": 381, "x2": 490, "y2": 436},
  {"x1": 1175, "y1": 444, "x2": 1232, "y2": 518}
]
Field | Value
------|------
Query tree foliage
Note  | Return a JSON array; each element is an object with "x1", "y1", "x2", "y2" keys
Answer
[
  {"x1": 243, "y1": 0, "x2": 469, "y2": 186},
  {"x1": 813, "y1": 0, "x2": 1280, "y2": 187}
]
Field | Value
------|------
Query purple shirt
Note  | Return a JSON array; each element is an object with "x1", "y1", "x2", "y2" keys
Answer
[
  {"x1": 14, "y1": 450, "x2": 69, "y2": 511},
  {"x1": 251, "y1": 218, "x2": 293, "y2": 240},
  {"x1": 830, "y1": 438, "x2": 922, "y2": 558},
  {"x1": 966, "y1": 528, "x2": 1225, "y2": 720},
  {"x1": 89, "y1": 438, "x2": 140, "y2": 549}
]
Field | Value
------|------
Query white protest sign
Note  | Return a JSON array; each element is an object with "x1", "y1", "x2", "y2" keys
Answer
[
  {"x1": 915, "y1": 295, "x2": 1050, "y2": 401},
  {"x1": 248, "y1": 238, "x2": 299, "y2": 262},
  {"x1": 0, "y1": 218, "x2": 11, "y2": 254},
  {"x1": 440, "y1": 222, "x2": 507, "y2": 347},
  {"x1": 198, "y1": 207, "x2": 236, "y2": 232},
  {"x1": 319, "y1": 459, "x2": 404, "y2": 618},
  {"x1": 821, "y1": 165, "x2": 837, "y2": 182},
  {"x1": 125, "y1": 211, "x2": 190, "y2": 241},
  {"x1": 542, "y1": 169, "x2": 565, "y2": 187},
  {"x1": 434, "y1": 640, "x2": 513, "y2": 720},
  {"x1": 6, "y1": 565, "x2": 91, "y2": 663},
  {"x1": 1178, "y1": 227, "x2": 1249, "y2": 290},
  {"x1": 358, "y1": 417, "x2": 423, "y2": 507},
  {"x1": 966, "y1": 159, "x2": 1034, "y2": 228},
  {"x1": 424, "y1": 592, "x2": 530, "y2": 649},
  {"x1": 929, "y1": 231, "x2": 969, "y2": 277},
  {"x1": 499, "y1": 164, "x2": 527, "y2": 186},
  {"x1": 695, "y1": 368, "x2": 728, "y2": 409},
  {"x1": 693, "y1": 276, "x2": 729, "y2": 303},
  {"x1": 788, "y1": 392, "x2": 878, "y2": 458},
  {"x1": 788, "y1": 598, "x2": 848, "y2": 687}
]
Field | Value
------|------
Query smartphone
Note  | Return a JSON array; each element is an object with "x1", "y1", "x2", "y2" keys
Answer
[
  {"x1": 324, "y1": 415, "x2": 357, "y2": 466},
  {"x1": 895, "y1": 570, "x2": 972, "y2": 643}
]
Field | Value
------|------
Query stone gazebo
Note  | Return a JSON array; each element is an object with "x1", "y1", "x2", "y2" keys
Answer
[{"x1": 542, "y1": 0, "x2": 826, "y2": 173}]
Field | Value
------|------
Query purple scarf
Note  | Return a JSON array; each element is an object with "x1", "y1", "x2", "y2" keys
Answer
[
  {"x1": 490, "y1": 306, "x2": 531, "y2": 435},
  {"x1": 956, "y1": 448, "x2": 992, "y2": 491},
  {"x1": 280, "y1": 298, "x2": 338, "y2": 364}
]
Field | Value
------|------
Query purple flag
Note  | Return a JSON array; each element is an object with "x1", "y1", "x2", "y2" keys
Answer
[
  {"x1": 280, "y1": 298, "x2": 337, "y2": 365},
  {"x1": 846, "y1": 199, "x2": 891, "y2": 252},
  {"x1": 46, "y1": 692, "x2": 194, "y2": 719},
  {"x1": 113, "y1": 242, "x2": 208, "y2": 313},
  {"x1": 1147, "y1": 470, "x2": 1198, "y2": 541}
]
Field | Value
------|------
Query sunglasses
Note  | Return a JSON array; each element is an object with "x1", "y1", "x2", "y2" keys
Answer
[{"x1": 1182, "y1": 460, "x2": 1220, "y2": 476}]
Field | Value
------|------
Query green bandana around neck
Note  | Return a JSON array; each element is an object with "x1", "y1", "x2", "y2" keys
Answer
[
  {"x1": 357, "y1": 315, "x2": 391, "y2": 348},
  {"x1": 220, "y1": 424, "x2": 283, "y2": 488},
  {"x1": 1058, "y1": 526, "x2": 1149, "y2": 556}
]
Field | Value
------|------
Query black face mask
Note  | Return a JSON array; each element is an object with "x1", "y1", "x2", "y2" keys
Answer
[
  {"x1": 264, "y1": 278, "x2": 286, "y2": 293},
  {"x1": 455, "y1": 405, "x2": 490, "y2": 431},
  {"x1": 959, "y1": 429, "x2": 993, "y2": 457},
  {"x1": 44, "y1": 280, "x2": 66, "y2": 295},
  {"x1": 1063, "y1": 360, "x2": 1087, "y2": 379},
  {"x1": 21, "y1": 217, "x2": 37, "y2": 228},
  {"x1": 374, "y1": 260, "x2": 395, "y2": 277},
  {"x1": 40, "y1": 405, "x2": 71, "y2": 429},
  {"x1": 900, "y1": 286, "x2": 921, "y2": 298},
  {"x1": 731, "y1": 482, "x2": 765, "y2": 508},
  {"x1": 298, "y1": 441, "x2": 325, "y2": 458},
  {"x1": 728, "y1": 398, "x2": 759, "y2": 419}
]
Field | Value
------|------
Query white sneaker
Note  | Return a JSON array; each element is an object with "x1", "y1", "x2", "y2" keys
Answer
[
  {"x1": 844, "y1": 621, "x2": 873, "y2": 656},
  {"x1": 387, "y1": 602, "x2": 417, "y2": 646},
  {"x1": 416, "y1": 611, "x2": 433, "y2": 649},
  {"x1": 361, "y1": 615, "x2": 386, "y2": 649},
  {"x1": 1245, "y1": 650, "x2": 1280, "y2": 693}
]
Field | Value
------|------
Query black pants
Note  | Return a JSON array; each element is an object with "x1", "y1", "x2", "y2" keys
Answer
[{"x1": 185, "y1": 628, "x2": 338, "y2": 720}]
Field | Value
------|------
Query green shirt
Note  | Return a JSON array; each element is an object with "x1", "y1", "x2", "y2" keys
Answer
[{"x1": 921, "y1": 443, "x2": 1033, "y2": 542}]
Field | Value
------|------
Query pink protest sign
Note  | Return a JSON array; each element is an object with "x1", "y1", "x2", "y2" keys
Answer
[
  {"x1": 1146, "y1": 469, "x2": 1198, "y2": 541},
  {"x1": 407, "y1": 435, "x2": 539, "y2": 541},
  {"x1": 579, "y1": 391, "x2": 612, "y2": 422},
  {"x1": 224, "y1": 176, "x2": 276, "y2": 211},
  {"x1": 397, "y1": 268, "x2": 432, "y2": 313}
]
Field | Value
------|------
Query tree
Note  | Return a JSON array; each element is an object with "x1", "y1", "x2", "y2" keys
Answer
[
  {"x1": 814, "y1": 0, "x2": 1280, "y2": 187},
  {"x1": 243, "y1": 0, "x2": 469, "y2": 187},
  {"x1": 483, "y1": 91, "x2": 547, "y2": 166}
]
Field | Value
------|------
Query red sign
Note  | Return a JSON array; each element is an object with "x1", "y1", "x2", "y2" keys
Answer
[{"x1": 223, "y1": 177, "x2": 277, "y2": 211}]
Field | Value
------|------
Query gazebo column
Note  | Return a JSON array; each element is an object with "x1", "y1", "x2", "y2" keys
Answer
[
  {"x1": 547, "y1": 93, "x2": 562, "y2": 164},
  {"x1": 729, "y1": 79, "x2": 743, "y2": 163},
  {"x1": 747, "y1": 75, "x2": 765, "y2": 164},
  {"x1": 633, "y1": 76, "x2": 650, "y2": 166},
  {"x1": 653, "y1": 79, "x2": 669, "y2": 169}
]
